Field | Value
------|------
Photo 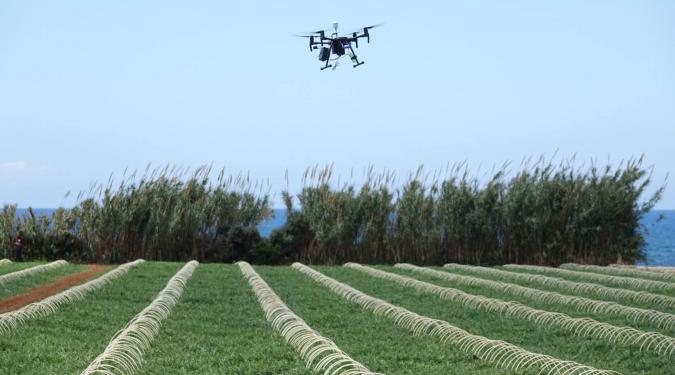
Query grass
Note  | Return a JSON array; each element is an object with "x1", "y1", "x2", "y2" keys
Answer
[
  {"x1": 0, "y1": 261, "x2": 46, "y2": 276},
  {"x1": 141, "y1": 264, "x2": 311, "y2": 375},
  {"x1": 317, "y1": 265, "x2": 673, "y2": 375},
  {"x1": 0, "y1": 262, "x2": 672, "y2": 374},
  {"x1": 443, "y1": 264, "x2": 674, "y2": 312},
  {"x1": 499, "y1": 266, "x2": 675, "y2": 298},
  {"x1": 0, "y1": 262, "x2": 182, "y2": 374},
  {"x1": 256, "y1": 265, "x2": 513, "y2": 375},
  {"x1": 0, "y1": 262, "x2": 85, "y2": 300},
  {"x1": 395, "y1": 266, "x2": 675, "y2": 336}
]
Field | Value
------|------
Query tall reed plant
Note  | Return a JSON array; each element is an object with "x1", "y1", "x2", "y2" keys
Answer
[
  {"x1": 278, "y1": 156, "x2": 662, "y2": 265},
  {"x1": 1, "y1": 165, "x2": 271, "y2": 262}
]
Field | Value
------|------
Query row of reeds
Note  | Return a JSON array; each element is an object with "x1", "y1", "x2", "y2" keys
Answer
[
  {"x1": 0, "y1": 165, "x2": 271, "y2": 262},
  {"x1": 286, "y1": 156, "x2": 662, "y2": 265},
  {"x1": 0, "y1": 157, "x2": 663, "y2": 265}
]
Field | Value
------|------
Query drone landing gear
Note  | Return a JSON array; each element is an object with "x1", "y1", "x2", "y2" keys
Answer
[
  {"x1": 320, "y1": 64, "x2": 333, "y2": 70},
  {"x1": 348, "y1": 50, "x2": 364, "y2": 68}
]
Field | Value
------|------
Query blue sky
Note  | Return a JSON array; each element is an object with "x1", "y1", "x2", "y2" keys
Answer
[{"x1": 1, "y1": 1, "x2": 674, "y2": 208}]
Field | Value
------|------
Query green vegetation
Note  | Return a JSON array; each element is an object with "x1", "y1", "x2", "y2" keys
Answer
[
  {"x1": 0, "y1": 261, "x2": 43, "y2": 276},
  {"x1": 280, "y1": 157, "x2": 662, "y2": 266},
  {"x1": 141, "y1": 264, "x2": 311, "y2": 374},
  {"x1": 0, "y1": 262, "x2": 84, "y2": 300},
  {"x1": 392, "y1": 265, "x2": 675, "y2": 336},
  {"x1": 1, "y1": 165, "x2": 271, "y2": 263},
  {"x1": 0, "y1": 262, "x2": 182, "y2": 373},
  {"x1": 1, "y1": 262, "x2": 672, "y2": 374},
  {"x1": 1, "y1": 157, "x2": 663, "y2": 266},
  {"x1": 316, "y1": 265, "x2": 673, "y2": 375},
  {"x1": 501, "y1": 264, "x2": 675, "y2": 298},
  {"x1": 444, "y1": 262, "x2": 675, "y2": 312},
  {"x1": 257, "y1": 266, "x2": 520, "y2": 374}
]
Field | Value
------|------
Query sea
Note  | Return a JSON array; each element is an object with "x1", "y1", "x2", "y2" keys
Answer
[{"x1": 13, "y1": 208, "x2": 675, "y2": 266}]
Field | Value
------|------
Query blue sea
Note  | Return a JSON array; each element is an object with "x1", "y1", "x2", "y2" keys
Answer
[
  {"x1": 638, "y1": 210, "x2": 675, "y2": 266},
  {"x1": 14, "y1": 208, "x2": 675, "y2": 266}
]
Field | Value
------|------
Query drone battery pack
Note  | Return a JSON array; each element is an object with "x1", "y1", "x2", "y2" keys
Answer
[{"x1": 318, "y1": 47, "x2": 330, "y2": 62}]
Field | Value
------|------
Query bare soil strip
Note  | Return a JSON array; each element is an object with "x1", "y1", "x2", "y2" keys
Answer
[{"x1": 0, "y1": 265, "x2": 110, "y2": 313}]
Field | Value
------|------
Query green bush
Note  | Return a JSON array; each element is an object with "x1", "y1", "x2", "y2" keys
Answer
[
  {"x1": 276, "y1": 157, "x2": 663, "y2": 266},
  {"x1": 1, "y1": 158, "x2": 663, "y2": 266}
]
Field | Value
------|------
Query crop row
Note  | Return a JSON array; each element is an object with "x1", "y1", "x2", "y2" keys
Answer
[
  {"x1": 503, "y1": 264, "x2": 675, "y2": 294},
  {"x1": 397, "y1": 263, "x2": 675, "y2": 330},
  {"x1": 562, "y1": 263, "x2": 675, "y2": 283},
  {"x1": 0, "y1": 260, "x2": 67, "y2": 285},
  {"x1": 444, "y1": 263, "x2": 675, "y2": 311},
  {"x1": 0, "y1": 260, "x2": 144, "y2": 334},
  {"x1": 81, "y1": 260, "x2": 198, "y2": 375},
  {"x1": 239, "y1": 261, "x2": 379, "y2": 375},
  {"x1": 4, "y1": 261, "x2": 674, "y2": 374},
  {"x1": 347, "y1": 263, "x2": 675, "y2": 356},
  {"x1": 293, "y1": 262, "x2": 618, "y2": 375}
]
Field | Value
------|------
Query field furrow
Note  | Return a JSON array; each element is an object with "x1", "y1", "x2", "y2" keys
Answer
[
  {"x1": 0, "y1": 262, "x2": 182, "y2": 374},
  {"x1": 0, "y1": 260, "x2": 144, "y2": 334},
  {"x1": 0, "y1": 263, "x2": 85, "y2": 301},
  {"x1": 293, "y1": 263, "x2": 619, "y2": 375}
]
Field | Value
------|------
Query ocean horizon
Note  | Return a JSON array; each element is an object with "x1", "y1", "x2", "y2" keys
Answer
[{"x1": 12, "y1": 208, "x2": 675, "y2": 266}]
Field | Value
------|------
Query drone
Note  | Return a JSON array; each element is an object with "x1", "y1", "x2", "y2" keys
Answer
[{"x1": 295, "y1": 22, "x2": 381, "y2": 70}]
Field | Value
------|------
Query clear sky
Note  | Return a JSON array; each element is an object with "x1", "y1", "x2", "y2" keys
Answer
[{"x1": 1, "y1": 1, "x2": 674, "y2": 208}]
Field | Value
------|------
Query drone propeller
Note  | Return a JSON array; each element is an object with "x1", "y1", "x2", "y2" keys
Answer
[
  {"x1": 364, "y1": 23, "x2": 384, "y2": 30},
  {"x1": 302, "y1": 30, "x2": 329, "y2": 38},
  {"x1": 347, "y1": 23, "x2": 383, "y2": 43},
  {"x1": 298, "y1": 29, "x2": 328, "y2": 46},
  {"x1": 363, "y1": 24, "x2": 382, "y2": 43},
  {"x1": 347, "y1": 23, "x2": 384, "y2": 34},
  {"x1": 293, "y1": 35, "x2": 317, "y2": 51}
]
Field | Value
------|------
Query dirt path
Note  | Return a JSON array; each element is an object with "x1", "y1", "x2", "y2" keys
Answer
[{"x1": 0, "y1": 264, "x2": 110, "y2": 313}]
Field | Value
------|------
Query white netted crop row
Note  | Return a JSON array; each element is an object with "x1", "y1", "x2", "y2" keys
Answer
[
  {"x1": 238, "y1": 261, "x2": 380, "y2": 375},
  {"x1": 0, "y1": 259, "x2": 145, "y2": 335},
  {"x1": 612, "y1": 264, "x2": 675, "y2": 274},
  {"x1": 562, "y1": 263, "x2": 675, "y2": 283},
  {"x1": 397, "y1": 263, "x2": 675, "y2": 330},
  {"x1": 503, "y1": 264, "x2": 675, "y2": 294},
  {"x1": 444, "y1": 263, "x2": 675, "y2": 312},
  {"x1": 80, "y1": 260, "x2": 198, "y2": 375},
  {"x1": 346, "y1": 263, "x2": 675, "y2": 356},
  {"x1": 0, "y1": 258, "x2": 11, "y2": 266},
  {"x1": 0, "y1": 260, "x2": 68, "y2": 285},
  {"x1": 293, "y1": 262, "x2": 619, "y2": 375}
]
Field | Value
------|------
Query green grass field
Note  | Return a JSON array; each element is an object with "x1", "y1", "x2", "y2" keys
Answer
[
  {"x1": 0, "y1": 261, "x2": 673, "y2": 374},
  {"x1": 0, "y1": 262, "x2": 85, "y2": 300}
]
